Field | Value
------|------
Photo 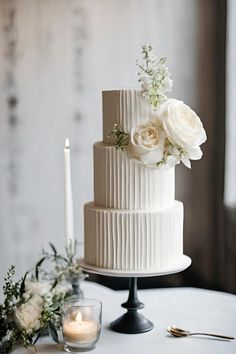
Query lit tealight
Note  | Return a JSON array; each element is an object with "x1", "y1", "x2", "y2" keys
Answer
[{"x1": 75, "y1": 311, "x2": 82, "y2": 323}]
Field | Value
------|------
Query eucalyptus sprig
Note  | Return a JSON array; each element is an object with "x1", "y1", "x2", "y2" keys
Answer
[
  {"x1": 109, "y1": 123, "x2": 130, "y2": 150},
  {"x1": 137, "y1": 44, "x2": 172, "y2": 110},
  {"x1": 39, "y1": 241, "x2": 84, "y2": 282}
]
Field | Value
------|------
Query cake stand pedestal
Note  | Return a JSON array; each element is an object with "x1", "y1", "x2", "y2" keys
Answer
[
  {"x1": 80, "y1": 255, "x2": 191, "y2": 334},
  {"x1": 110, "y1": 276, "x2": 153, "y2": 333}
]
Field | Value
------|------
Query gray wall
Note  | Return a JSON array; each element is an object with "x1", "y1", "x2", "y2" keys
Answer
[{"x1": 0, "y1": 0, "x2": 219, "y2": 289}]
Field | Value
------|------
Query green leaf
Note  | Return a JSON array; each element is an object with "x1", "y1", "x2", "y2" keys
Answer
[
  {"x1": 50, "y1": 302, "x2": 60, "y2": 311},
  {"x1": 20, "y1": 271, "x2": 29, "y2": 296},
  {"x1": 50, "y1": 278, "x2": 58, "y2": 291},
  {"x1": 33, "y1": 330, "x2": 41, "y2": 345},
  {"x1": 35, "y1": 257, "x2": 46, "y2": 281},
  {"x1": 49, "y1": 242, "x2": 57, "y2": 255},
  {"x1": 55, "y1": 255, "x2": 69, "y2": 263},
  {"x1": 0, "y1": 339, "x2": 14, "y2": 354},
  {"x1": 48, "y1": 321, "x2": 59, "y2": 344}
]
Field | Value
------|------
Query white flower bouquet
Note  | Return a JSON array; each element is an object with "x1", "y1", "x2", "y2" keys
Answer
[
  {"x1": 0, "y1": 266, "x2": 63, "y2": 353},
  {"x1": 110, "y1": 45, "x2": 207, "y2": 169},
  {"x1": 0, "y1": 243, "x2": 84, "y2": 353}
]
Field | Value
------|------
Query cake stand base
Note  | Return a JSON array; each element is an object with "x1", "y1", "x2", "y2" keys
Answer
[
  {"x1": 80, "y1": 256, "x2": 191, "y2": 334},
  {"x1": 110, "y1": 277, "x2": 154, "y2": 333}
]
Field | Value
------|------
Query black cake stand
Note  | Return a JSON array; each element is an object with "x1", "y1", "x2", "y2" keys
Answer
[{"x1": 80, "y1": 256, "x2": 191, "y2": 334}]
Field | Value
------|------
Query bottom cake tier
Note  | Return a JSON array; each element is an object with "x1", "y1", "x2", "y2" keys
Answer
[{"x1": 84, "y1": 201, "x2": 184, "y2": 271}]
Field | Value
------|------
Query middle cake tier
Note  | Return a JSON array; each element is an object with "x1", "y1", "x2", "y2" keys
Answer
[{"x1": 94, "y1": 142, "x2": 175, "y2": 210}]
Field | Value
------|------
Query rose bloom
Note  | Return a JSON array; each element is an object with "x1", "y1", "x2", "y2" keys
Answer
[
  {"x1": 159, "y1": 98, "x2": 207, "y2": 164},
  {"x1": 15, "y1": 296, "x2": 43, "y2": 331},
  {"x1": 28, "y1": 294, "x2": 44, "y2": 307},
  {"x1": 25, "y1": 281, "x2": 51, "y2": 297},
  {"x1": 126, "y1": 119, "x2": 165, "y2": 167}
]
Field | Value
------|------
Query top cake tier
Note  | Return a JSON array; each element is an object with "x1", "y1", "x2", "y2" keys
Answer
[{"x1": 103, "y1": 89, "x2": 151, "y2": 143}]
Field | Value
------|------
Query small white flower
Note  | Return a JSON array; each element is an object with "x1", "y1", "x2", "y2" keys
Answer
[
  {"x1": 161, "y1": 76, "x2": 173, "y2": 93},
  {"x1": 44, "y1": 292, "x2": 53, "y2": 306},
  {"x1": 181, "y1": 155, "x2": 191, "y2": 169},
  {"x1": 140, "y1": 75, "x2": 152, "y2": 91},
  {"x1": 2, "y1": 329, "x2": 14, "y2": 342},
  {"x1": 165, "y1": 155, "x2": 180, "y2": 169},
  {"x1": 53, "y1": 283, "x2": 70, "y2": 296},
  {"x1": 126, "y1": 119, "x2": 165, "y2": 167},
  {"x1": 137, "y1": 46, "x2": 173, "y2": 109}
]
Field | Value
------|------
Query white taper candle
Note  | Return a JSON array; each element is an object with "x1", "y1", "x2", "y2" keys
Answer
[{"x1": 64, "y1": 138, "x2": 74, "y2": 251}]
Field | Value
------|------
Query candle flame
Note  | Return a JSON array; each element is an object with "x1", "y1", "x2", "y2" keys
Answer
[
  {"x1": 75, "y1": 311, "x2": 82, "y2": 324},
  {"x1": 65, "y1": 138, "x2": 70, "y2": 149}
]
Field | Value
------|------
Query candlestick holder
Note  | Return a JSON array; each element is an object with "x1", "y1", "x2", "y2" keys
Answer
[
  {"x1": 67, "y1": 274, "x2": 89, "y2": 299},
  {"x1": 80, "y1": 256, "x2": 191, "y2": 334}
]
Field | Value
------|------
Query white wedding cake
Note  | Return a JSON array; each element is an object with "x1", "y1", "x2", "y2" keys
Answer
[{"x1": 84, "y1": 46, "x2": 206, "y2": 272}]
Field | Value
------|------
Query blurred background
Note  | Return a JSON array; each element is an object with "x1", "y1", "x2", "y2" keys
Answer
[{"x1": 0, "y1": 0, "x2": 235, "y2": 294}]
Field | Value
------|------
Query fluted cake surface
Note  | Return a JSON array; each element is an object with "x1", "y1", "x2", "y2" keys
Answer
[
  {"x1": 84, "y1": 202, "x2": 183, "y2": 270},
  {"x1": 103, "y1": 90, "x2": 152, "y2": 143},
  {"x1": 94, "y1": 142, "x2": 175, "y2": 209}
]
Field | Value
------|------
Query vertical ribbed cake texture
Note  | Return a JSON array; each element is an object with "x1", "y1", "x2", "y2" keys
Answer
[
  {"x1": 103, "y1": 90, "x2": 152, "y2": 144},
  {"x1": 84, "y1": 89, "x2": 184, "y2": 271}
]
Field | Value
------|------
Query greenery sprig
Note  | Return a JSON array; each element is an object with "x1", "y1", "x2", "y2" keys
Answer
[
  {"x1": 39, "y1": 241, "x2": 84, "y2": 282},
  {"x1": 109, "y1": 123, "x2": 130, "y2": 150},
  {"x1": 137, "y1": 44, "x2": 172, "y2": 110}
]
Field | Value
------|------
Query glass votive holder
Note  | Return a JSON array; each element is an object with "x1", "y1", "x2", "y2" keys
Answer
[{"x1": 62, "y1": 298, "x2": 102, "y2": 352}]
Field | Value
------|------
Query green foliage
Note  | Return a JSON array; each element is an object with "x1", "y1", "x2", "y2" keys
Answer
[
  {"x1": 0, "y1": 338, "x2": 15, "y2": 354},
  {"x1": 48, "y1": 322, "x2": 59, "y2": 344},
  {"x1": 35, "y1": 257, "x2": 47, "y2": 280},
  {"x1": 40, "y1": 241, "x2": 84, "y2": 283},
  {"x1": 20, "y1": 271, "x2": 29, "y2": 296},
  {"x1": 0, "y1": 267, "x2": 23, "y2": 353},
  {"x1": 109, "y1": 123, "x2": 130, "y2": 150},
  {"x1": 3, "y1": 266, "x2": 21, "y2": 307}
]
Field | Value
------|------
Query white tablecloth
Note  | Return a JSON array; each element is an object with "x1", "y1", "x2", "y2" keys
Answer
[{"x1": 13, "y1": 281, "x2": 236, "y2": 354}]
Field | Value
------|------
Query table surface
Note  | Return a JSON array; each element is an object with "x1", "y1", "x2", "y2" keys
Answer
[{"x1": 13, "y1": 281, "x2": 236, "y2": 354}]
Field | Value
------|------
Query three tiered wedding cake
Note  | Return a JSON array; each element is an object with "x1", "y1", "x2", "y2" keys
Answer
[{"x1": 84, "y1": 45, "x2": 206, "y2": 272}]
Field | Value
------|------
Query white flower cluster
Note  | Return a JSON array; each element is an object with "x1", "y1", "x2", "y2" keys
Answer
[
  {"x1": 126, "y1": 98, "x2": 207, "y2": 169},
  {"x1": 137, "y1": 45, "x2": 172, "y2": 109},
  {"x1": 14, "y1": 281, "x2": 67, "y2": 332},
  {"x1": 15, "y1": 294, "x2": 43, "y2": 331}
]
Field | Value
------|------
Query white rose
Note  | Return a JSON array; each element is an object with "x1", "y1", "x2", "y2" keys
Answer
[
  {"x1": 126, "y1": 119, "x2": 165, "y2": 167},
  {"x1": 28, "y1": 294, "x2": 44, "y2": 307},
  {"x1": 25, "y1": 281, "x2": 51, "y2": 297},
  {"x1": 159, "y1": 98, "x2": 207, "y2": 165},
  {"x1": 15, "y1": 301, "x2": 42, "y2": 331}
]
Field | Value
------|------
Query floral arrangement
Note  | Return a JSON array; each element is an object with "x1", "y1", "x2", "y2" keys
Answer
[
  {"x1": 0, "y1": 243, "x2": 84, "y2": 353},
  {"x1": 110, "y1": 44, "x2": 207, "y2": 169}
]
